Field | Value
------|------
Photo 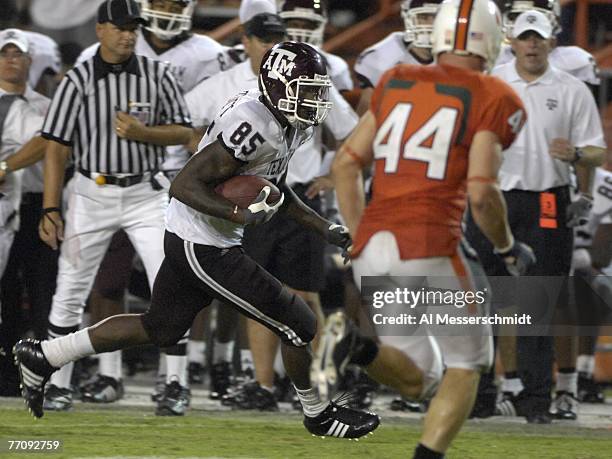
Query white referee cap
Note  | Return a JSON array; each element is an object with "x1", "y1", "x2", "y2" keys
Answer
[
  {"x1": 512, "y1": 10, "x2": 553, "y2": 39},
  {"x1": 239, "y1": 0, "x2": 276, "y2": 25},
  {"x1": 0, "y1": 28, "x2": 29, "y2": 53}
]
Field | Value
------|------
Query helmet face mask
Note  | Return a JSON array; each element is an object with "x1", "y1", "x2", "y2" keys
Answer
[
  {"x1": 278, "y1": 75, "x2": 332, "y2": 128},
  {"x1": 259, "y1": 42, "x2": 333, "y2": 129},
  {"x1": 137, "y1": 0, "x2": 194, "y2": 40},
  {"x1": 401, "y1": 0, "x2": 443, "y2": 48},
  {"x1": 503, "y1": 0, "x2": 561, "y2": 38},
  {"x1": 279, "y1": 0, "x2": 328, "y2": 47}
]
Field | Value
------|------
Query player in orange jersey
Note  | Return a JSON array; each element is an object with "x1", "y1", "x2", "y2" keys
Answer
[{"x1": 312, "y1": 0, "x2": 536, "y2": 457}]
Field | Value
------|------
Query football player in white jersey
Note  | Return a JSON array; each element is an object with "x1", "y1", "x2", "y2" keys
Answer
[
  {"x1": 21, "y1": 31, "x2": 61, "y2": 96},
  {"x1": 353, "y1": 0, "x2": 443, "y2": 115},
  {"x1": 45, "y1": 0, "x2": 232, "y2": 416},
  {"x1": 14, "y1": 42, "x2": 380, "y2": 441},
  {"x1": 496, "y1": 0, "x2": 600, "y2": 87},
  {"x1": 183, "y1": 6, "x2": 289, "y2": 403},
  {"x1": 186, "y1": 7, "x2": 359, "y2": 409},
  {"x1": 572, "y1": 161, "x2": 612, "y2": 404}
]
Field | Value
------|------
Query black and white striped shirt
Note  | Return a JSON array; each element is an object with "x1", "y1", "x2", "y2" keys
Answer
[{"x1": 42, "y1": 50, "x2": 191, "y2": 174}]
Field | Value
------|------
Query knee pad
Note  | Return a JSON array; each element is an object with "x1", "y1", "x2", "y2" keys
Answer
[{"x1": 268, "y1": 289, "x2": 316, "y2": 347}]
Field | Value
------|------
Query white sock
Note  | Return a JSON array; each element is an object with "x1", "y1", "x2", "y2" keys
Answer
[
  {"x1": 273, "y1": 348, "x2": 286, "y2": 378},
  {"x1": 501, "y1": 377, "x2": 524, "y2": 395},
  {"x1": 240, "y1": 349, "x2": 254, "y2": 373},
  {"x1": 42, "y1": 329, "x2": 95, "y2": 368},
  {"x1": 188, "y1": 340, "x2": 206, "y2": 364},
  {"x1": 556, "y1": 371, "x2": 578, "y2": 396},
  {"x1": 48, "y1": 362, "x2": 74, "y2": 389},
  {"x1": 295, "y1": 386, "x2": 328, "y2": 417},
  {"x1": 166, "y1": 355, "x2": 188, "y2": 387},
  {"x1": 158, "y1": 353, "x2": 167, "y2": 377},
  {"x1": 576, "y1": 355, "x2": 595, "y2": 375},
  {"x1": 213, "y1": 339, "x2": 234, "y2": 364},
  {"x1": 99, "y1": 351, "x2": 122, "y2": 380}
]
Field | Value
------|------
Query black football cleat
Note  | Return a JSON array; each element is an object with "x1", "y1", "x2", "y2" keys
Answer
[
  {"x1": 13, "y1": 339, "x2": 57, "y2": 418},
  {"x1": 550, "y1": 391, "x2": 578, "y2": 420},
  {"x1": 81, "y1": 374, "x2": 124, "y2": 403},
  {"x1": 311, "y1": 311, "x2": 359, "y2": 402},
  {"x1": 577, "y1": 373, "x2": 605, "y2": 404},
  {"x1": 156, "y1": 380, "x2": 190, "y2": 416},
  {"x1": 221, "y1": 381, "x2": 279, "y2": 411},
  {"x1": 303, "y1": 399, "x2": 380, "y2": 439}
]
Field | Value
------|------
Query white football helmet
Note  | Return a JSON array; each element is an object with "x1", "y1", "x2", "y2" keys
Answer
[
  {"x1": 432, "y1": 0, "x2": 503, "y2": 72},
  {"x1": 401, "y1": 0, "x2": 444, "y2": 48},
  {"x1": 503, "y1": 0, "x2": 561, "y2": 38},
  {"x1": 138, "y1": 0, "x2": 195, "y2": 40},
  {"x1": 278, "y1": 0, "x2": 328, "y2": 47}
]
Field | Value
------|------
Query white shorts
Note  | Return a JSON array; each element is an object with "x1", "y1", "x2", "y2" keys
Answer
[{"x1": 352, "y1": 231, "x2": 494, "y2": 378}]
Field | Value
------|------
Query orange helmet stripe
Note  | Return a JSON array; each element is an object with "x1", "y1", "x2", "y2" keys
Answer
[{"x1": 454, "y1": 0, "x2": 475, "y2": 51}]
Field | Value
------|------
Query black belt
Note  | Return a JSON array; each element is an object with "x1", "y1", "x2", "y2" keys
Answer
[{"x1": 78, "y1": 169, "x2": 146, "y2": 187}]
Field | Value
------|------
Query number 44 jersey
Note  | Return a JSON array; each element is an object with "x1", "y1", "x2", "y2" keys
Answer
[
  {"x1": 166, "y1": 89, "x2": 312, "y2": 248},
  {"x1": 352, "y1": 64, "x2": 526, "y2": 260}
]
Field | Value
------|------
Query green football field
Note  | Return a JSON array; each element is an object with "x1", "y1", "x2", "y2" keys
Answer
[{"x1": 1, "y1": 404, "x2": 612, "y2": 458}]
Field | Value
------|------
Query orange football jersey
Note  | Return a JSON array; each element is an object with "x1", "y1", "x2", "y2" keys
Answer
[{"x1": 352, "y1": 63, "x2": 525, "y2": 260}]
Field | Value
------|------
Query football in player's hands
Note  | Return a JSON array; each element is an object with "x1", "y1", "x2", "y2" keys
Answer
[{"x1": 215, "y1": 175, "x2": 281, "y2": 209}]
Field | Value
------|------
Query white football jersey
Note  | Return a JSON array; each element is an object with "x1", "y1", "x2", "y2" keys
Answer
[
  {"x1": 166, "y1": 89, "x2": 312, "y2": 247},
  {"x1": 23, "y1": 31, "x2": 61, "y2": 88},
  {"x1": 575, "y1": 168, "x2": 612, "y2": 249},
  {"x1": 77, "y1": 30, "x2": 230, "y2": 92},
  {"x1": 354, "y1": 32, "x2": 426, "y2": 88},
  {"x1": 495, "y1": 44, "x2": 600, "y2": 86},
  {"x1": 318, "y1": 48, "x2": 353, "y2": 92}
]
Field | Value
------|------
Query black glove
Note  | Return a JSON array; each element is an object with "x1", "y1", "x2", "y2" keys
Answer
[
  {"x1": 244, "y1": 186, "x2": 284, "y2": 225},
  {"x1": 566, "y1": 194, "x2": 593, "y2": 228},
  {"x1": 494, "y1": 240, "x2": 536, "y2": 276},
  {"x1": 326, "y1": 224, "x2": 352, "y2": 264}
]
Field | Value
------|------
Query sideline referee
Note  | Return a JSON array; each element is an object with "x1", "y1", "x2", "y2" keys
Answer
[{"x1": 38, "y1": 0, "x2": 191, "y2": 410}]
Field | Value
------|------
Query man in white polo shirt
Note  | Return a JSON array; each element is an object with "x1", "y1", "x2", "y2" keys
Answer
[{"x1": 464, "y1": 10, "x2": 606, "y2": 424}]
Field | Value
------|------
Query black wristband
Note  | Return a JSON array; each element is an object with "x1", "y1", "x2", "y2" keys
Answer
[
  {"x1": 571, "y1": 147, "x2": 584, "y2": 164},
  {"x1": 42, "y1": 207, "x2": 62, "y2": 216}
]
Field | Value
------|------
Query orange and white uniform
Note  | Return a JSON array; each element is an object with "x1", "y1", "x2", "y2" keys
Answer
[
  {"x1": 354, "y1": 63, "x2": 524, "y2": 260},
  {"x1": 351, "y1": 63, "x2": 525, "y2": 377}
]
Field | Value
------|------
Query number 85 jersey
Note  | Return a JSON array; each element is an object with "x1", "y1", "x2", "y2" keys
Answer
[
  {"x1": 353, "y1": 64, "x2": 526, "y2": 260},
  {"x1": 166, "y1": 89, "x2": 312, "y2": 248}
]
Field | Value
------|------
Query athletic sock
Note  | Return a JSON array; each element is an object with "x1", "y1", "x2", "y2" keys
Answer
[
  {"x1": 213, "y1": 339, "x2": 234, "y2": 364},
  {"x1": 98, "y1": 351, "x2": 122, "y2": 380},
  {"x1": 557, "y1": 368, "x2": 578, "y2": 396},
  {"x1": 41, "y1": 329, "x2": 95, "y2": 369},
  {"x1": 188, "y1": 340, "x2": 206, "y2": 364},
  {"x1": 240, "y1": 349, "x2": 254, "y2": 374},
  {"x1": 166, "y1": 355, "x2": 188, "y2": 387},
  {"x1": 295, "y1": 386, "x2": 328, "y2": 417},
  {"x1": 501, "y1": 372, "x2": 524, "y2": 395},
  {"x1": 576, "y1": 355, "x2": 595, "y2": 376}
]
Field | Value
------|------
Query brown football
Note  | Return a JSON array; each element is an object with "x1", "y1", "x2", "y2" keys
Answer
[{"x1": 215, "y1": 175, "x2": 281, "y2": 209}]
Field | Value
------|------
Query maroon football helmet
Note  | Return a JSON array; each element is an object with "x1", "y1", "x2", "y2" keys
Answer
[{"x1": 259, "y1": 41, "x2": 332, "y2": 129}]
